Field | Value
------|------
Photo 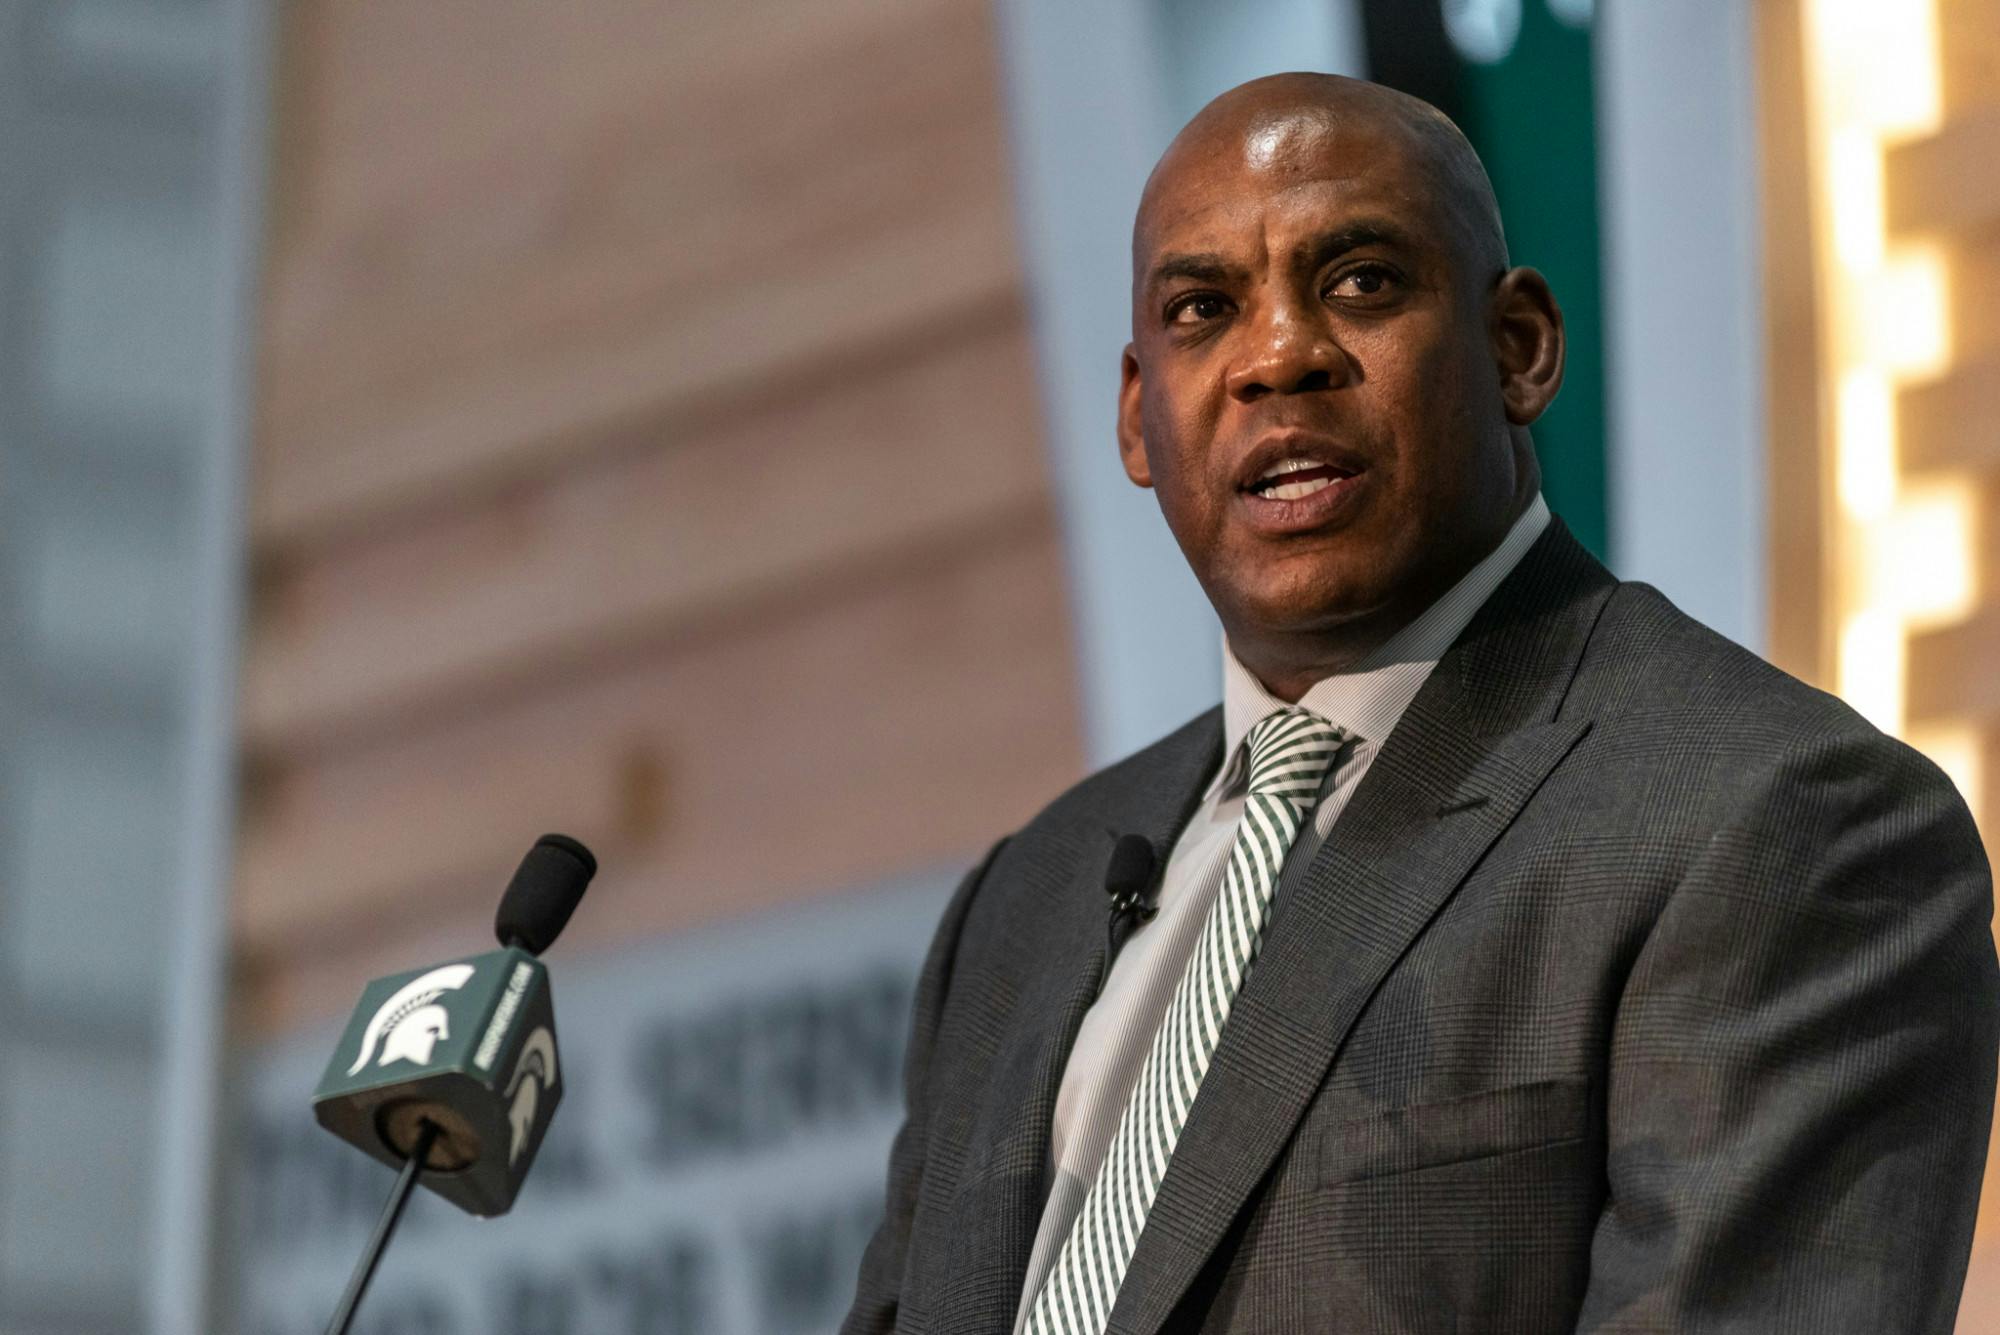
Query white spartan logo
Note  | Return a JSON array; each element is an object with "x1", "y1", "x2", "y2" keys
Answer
[
  {"x1": 346, "y1": 964, "x2": 478, "y2": 1076},
  {"x1": 505, "y1": 1027, "x2": 558, "y2": 1167}
]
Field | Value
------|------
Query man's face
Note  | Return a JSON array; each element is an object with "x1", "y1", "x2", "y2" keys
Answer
[{"x1": 1120, "y1": 110, "x2": 1523, "y2": 649}]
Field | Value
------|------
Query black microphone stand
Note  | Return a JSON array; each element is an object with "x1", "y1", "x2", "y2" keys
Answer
[{"x1": 323, "y1": 1118, "x2": 441, "y2": 1335}]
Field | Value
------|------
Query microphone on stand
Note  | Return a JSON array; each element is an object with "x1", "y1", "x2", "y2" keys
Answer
[{"x1": 310, "y1": 833, "x2": 597, "y2": 1335}]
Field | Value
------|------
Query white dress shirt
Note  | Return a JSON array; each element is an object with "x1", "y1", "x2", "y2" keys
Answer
[{"x1": 1013, "y1": 492, "x2": 1552, "y2": 1330}]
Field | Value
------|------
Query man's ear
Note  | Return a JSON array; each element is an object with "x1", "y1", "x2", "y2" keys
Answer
[
  {"x1": 1490, "y1": 267, "x2": 1565, "y2": 425},
  {"x1": 1117, "y1": 345, "x2": 1152, "y2": 487}
]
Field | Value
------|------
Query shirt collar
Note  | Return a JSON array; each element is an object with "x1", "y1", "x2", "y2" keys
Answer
[{"x1": 1207, "y1": 492, "x2": 1552, "y2": 800}]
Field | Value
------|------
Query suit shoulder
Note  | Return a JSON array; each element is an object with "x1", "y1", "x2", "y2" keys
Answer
[
  {"x1": 945, "y1": 707, "x2": 1222, "y2": 953},
  {"x1": 1574, "y1": 581, "x2": 1970, "y2": 819},
  {"x1": 1010, "y1": 705, "x2": 1223, "y2": 839},
  {"x1": 954, "y1": 709, "x2": 1224, "y2": 875},
  {"x1": 1578, "y1": 581, "x2": 1856, "y2": 735}
]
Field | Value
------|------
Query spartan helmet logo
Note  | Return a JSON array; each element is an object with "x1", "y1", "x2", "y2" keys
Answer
[
  {"x1": 504, "y1": 1027, "x2": 559, "y2": 1167},
  {"x1": 381, "y1": 1003, "x2": 452, "y2": 1068},
  {"x1": 346, "y1": 964, "x2": 478, "y2": 1076}
]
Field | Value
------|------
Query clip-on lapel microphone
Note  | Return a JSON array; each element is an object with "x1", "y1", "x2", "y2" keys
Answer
[{"x1": 1102, "y1": 834, "x2": 1161, "y2": 978}]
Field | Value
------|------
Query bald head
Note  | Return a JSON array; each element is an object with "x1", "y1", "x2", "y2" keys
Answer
[
  {"x1": 1113, "y1": 70, "x2": 1565, "y2": 699},
  {"x1": 1135, "y1": 73, "x2": 1508, "y2": 290}
]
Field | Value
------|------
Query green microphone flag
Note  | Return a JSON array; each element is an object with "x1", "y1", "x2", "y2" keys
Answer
[
  {"x1": 312, "y1": 833, "x2": 594, "y2": 1335},
  {"x1": 312, "y1": 945, "x2": 561, "y2": 1217}
]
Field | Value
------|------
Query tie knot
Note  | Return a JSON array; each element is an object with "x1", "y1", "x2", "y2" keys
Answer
[{"x1": 1244, "y1": 708, "x2": 1343, "y2": 806}]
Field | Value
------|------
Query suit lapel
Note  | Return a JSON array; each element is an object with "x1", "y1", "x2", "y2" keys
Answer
[
  {"x1": 1110, "y1": 519, "x2": 1616, "y2": 1335},
  {"x1": 941, "y1": 710, "x2": 1223, "y2": 1335}
]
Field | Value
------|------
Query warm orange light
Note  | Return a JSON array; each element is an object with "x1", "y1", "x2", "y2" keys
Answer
[
  {"x1": 1837, "y1": 608, "x2": 1905, "y2": 734},
  {"x1": 1806, "y1": 0, "x2": 1942, "y2": 142},
  {"x1": 1866, "y1": 480, "x2": 1980, "y2": 630},
  {"x1": 1835, "y1": 370, "x2": 1895, "y2": 522},
  {"x1": 1804, "y1": 0, "x2": 1970, "y2": 777},
  {"x1": 1862, "y1": 248, "x2": 1951, "y2": 379}
]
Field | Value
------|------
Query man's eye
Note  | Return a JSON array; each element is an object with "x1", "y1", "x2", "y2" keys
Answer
[
  {"x1": 1169, "y1": 295, "x2": 1229, "y2": 324},
  {"x1": 1328, "y1": 265, "x2": 1398, "y2": 300}
]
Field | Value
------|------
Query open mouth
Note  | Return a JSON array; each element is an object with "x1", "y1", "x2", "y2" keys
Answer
[
  {"x1": 1233, "y1": 444, "x2": 1371, "y2": 534},
  {"x1": 1242, "y1": 457, "x2": 1359, "y2": 500}
]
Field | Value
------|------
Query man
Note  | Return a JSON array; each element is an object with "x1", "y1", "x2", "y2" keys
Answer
[{"x1": 843, "y1": 73, "x2": 1998, "y2": 1333}]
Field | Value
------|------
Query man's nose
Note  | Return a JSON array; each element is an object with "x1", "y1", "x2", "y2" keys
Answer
[{"x1": 1225, "y1": 303, "x2": 1349, "y2": 401}]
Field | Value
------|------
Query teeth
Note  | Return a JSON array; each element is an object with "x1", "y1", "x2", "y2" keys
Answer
[
  {"x1": 1265, "y1": 476, "x2": 1335, "y2": 501},
  {"x1": 1257, "y1": 457, "x2": 1321, "y2": 481}
]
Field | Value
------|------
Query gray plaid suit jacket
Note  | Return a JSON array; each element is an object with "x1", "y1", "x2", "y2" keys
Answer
[{"x1": 843, "y1": 518, "x2": 1998, "y2": 1334}]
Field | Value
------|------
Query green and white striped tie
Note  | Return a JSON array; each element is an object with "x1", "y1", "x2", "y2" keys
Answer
[{"x1": 1025, "y1": 708, "x2": 1343, "y2": 1335}]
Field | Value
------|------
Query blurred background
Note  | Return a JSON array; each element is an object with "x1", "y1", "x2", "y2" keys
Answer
[{"x1": 0, "y1": 0, "x2": 1994, "y2": 1330}]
